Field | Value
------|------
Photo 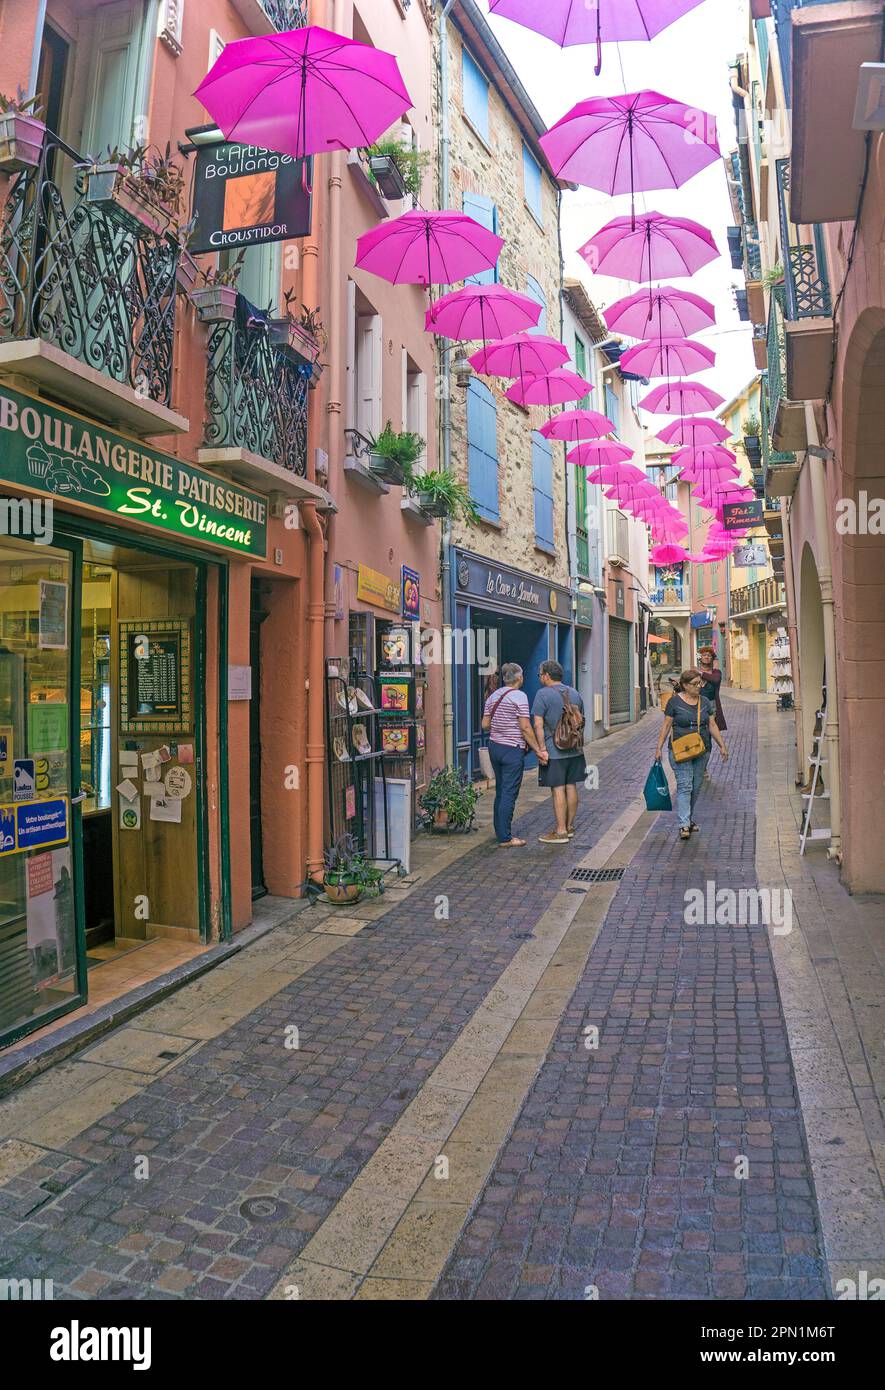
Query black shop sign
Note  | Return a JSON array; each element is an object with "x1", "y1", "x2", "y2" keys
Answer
[{"x1": 189, "y1": 134, "x2": 313, "y2": 253}]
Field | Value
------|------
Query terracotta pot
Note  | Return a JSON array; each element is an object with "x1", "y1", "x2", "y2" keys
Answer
[
  {"x1": 324, "y1": 878, "x2": 363, "y2": 905},
  {"x1": 189, "y1": 284, "x2": 239, "y2": 324},
  {"x1": 84, "y1": 164, "x2": 171, "y2": 238},
  {"x1": 433, "y1": 808, "x2": 450, "y2": 829}
]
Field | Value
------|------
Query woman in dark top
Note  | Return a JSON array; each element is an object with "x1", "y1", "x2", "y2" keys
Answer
[
  {"x1": 655, "y1": 668, "x2": 729, "y2": 840},
  {"x1": 697, "y1": 646, "x2": 727, "y2": 731}
]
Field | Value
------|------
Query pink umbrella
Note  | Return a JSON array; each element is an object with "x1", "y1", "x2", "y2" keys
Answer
[
  {"x1": 672, "y1": 445, "x2": 738, "y2": 472},
  {"x1": 540, "y1": 91, "x2": 719, "y2": 229},
  {"x1": 566, "y1": 442, "x2": 634, "y2": 468},
  {"x1": 641, "y1": 381, "x2": 725, "y2": 414},
  {"x1": 677, "y1": 453, "x2": 741, "y2": 482},
  {"x1": 194, "y1": 25, "x2": 412, "y2": 161},
  {"x1": 488, "y1": 0, "x2": 705, "y2": 75},
  {"x1": 657, "y1": 416, "x2": 731, "y2": 447},
  {"x1": 356, "y1": 211, "x2": 503, "y2": 288},
  {"x1": 606, "y1": 287, "x2": 716, "y2": 340},
  {"x1": 620, "y1": 338, "x2": 715, "y2": 379},
  {"x1": 540, "y1": 409, "x2": 614, "y2": 443},
  {"x1": 580, "y1": 212, "x2": 718, "y2": 291},
  {"x1": 507, "y1": 368, "x2": 594, "y2": 409},
  {"x1": 586, "y1": 462, "x2": 648, "y2": 488},
  {"x1": 425, "y1": 285, "x2": 541, "y2": 344},
  {"x1": 471, "y1": 333, "x2": 568, "y2": 380},
  {"x1": 651, "y1": 543, "x2": 691, "y2": 565}
]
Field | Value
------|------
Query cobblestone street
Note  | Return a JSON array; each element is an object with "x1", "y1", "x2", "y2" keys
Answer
[{"x1": 1, "y1": 697, "x2": 883, "y2": 1301}]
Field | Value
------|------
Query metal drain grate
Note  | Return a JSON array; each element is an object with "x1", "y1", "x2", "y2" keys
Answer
[{"x1": 568, "y1": 867, "x2": 626, "y2": 884}]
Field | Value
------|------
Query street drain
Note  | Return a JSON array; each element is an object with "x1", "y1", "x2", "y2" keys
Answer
[
  {"x1": 239, "y1": 1197, "x2": 289, "y2": 1223},
  {"x1": 568, "y1": 867, "x2": 626, "y2": 884},
  {"x1": 509, "y1": 931, "x2": 535, "y2": 940}
]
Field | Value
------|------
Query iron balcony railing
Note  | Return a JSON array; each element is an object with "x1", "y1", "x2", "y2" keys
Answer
[
  {"x1": 204, "y1": 296, "x2": 310, "y2": 474},
  {"x1": 766, "y1": 288, "x2": 787, "y2": 431},
  {"x1": 260, "y1": 0, "x2": 309, "y2": 27},
  {"x1": 650, "y1": 584, "x2": 686, "y2": 607},
  {"x1": 743, "y1": 219, "x2": 763, "y2": 282},
  {"x1": 731, "y1": 577, "x2": 786, "y2": 616},
  {"x1": 0, "y1": 131, "x2": 179, "y2": 405},
  {"x1": 776, "y1": 158, "x2": 832, "y2": 320}
]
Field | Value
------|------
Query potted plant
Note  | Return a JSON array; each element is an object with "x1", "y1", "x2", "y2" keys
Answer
[
  {"x1": 189, "y1": 250, "x2": 246, "y2": 323},
  {"x1": 734, "y1": 288, "x2": 750, "y2": 322},
  {"x1": 173, "y1": 218, "x2": 200, "y2": 294},
  {"x1": 82, "y1": 142, "x2": 183, "y2": 237},
  {"x1": 322, "y1": 834, "x2": 365, "y2": 905},
  {"x1": 419, "y1": 766, "x2": 479, "y2": 833},
  {"x1": 763, "y1": 262, "x2": 784, "y2": 288},
  {"x1": 269, "y1": 289, "x2": 325, "y2": 362},
  {"x1": 410, "y1": 470, "x2": 482, "y2": 524},
  {"x1": 365, "y1": 138, "x2": 430, "y2": 202},
  {"x1": 368, "y1": 421, "x2": 425, "y2": 486},
  {"x1": 743, "y1": 414, "x2": 762, "y2": 463},
  {"x1": 726, "y1": 226, "x2": 743, "y2": 270},
  {"x1": 0, "y1": 90, "x2": 45, "y2": 173}
]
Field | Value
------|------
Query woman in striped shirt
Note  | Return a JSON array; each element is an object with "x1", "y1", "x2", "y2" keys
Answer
[{"x1": 482, "y1": 662, "x2": 549, "y2": 848}]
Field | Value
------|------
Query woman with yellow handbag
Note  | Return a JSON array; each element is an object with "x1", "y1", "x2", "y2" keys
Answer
[{"x1": 654, "y1": 669, "x2": 729, "y2": 841}]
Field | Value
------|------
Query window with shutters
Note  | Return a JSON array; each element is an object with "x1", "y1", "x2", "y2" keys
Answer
[
  {"x1": 605, "y1": 382, "x2": 621, "y2": 438},
  {"x1": 525, "y1": 275, "x2": 547, "y2": 334},
  {"x1": 467, "y1": 379, "x2": 499, "y2": 520},
  {"x1": 523, "y1": 143, "x2": 543, "y2": 224},
  {"x1": 462, "y1": 45, "x2": 489, "y2": 143},
  {"x1": 403, "y1": 350, "x2": 427, "y2": 473},
  {"x1": 532, "y1": 432, "x2": 555, "y2": 551},
  {"x1": 346, "y1": 282, "x2": 382, "y2": 448},
  {"x1": 575, "y1": 455, "x2": 590, "y2": 578},
  {"x1": 462, "y1": 193, "x2": 497, "y2": 285},
  {"x1": 573, "y1": 334, "x2": 593, "y2": 408}
]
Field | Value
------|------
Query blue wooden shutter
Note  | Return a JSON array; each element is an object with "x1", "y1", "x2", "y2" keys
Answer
[
  {"x1": 463, "y1": 192, "x2": 498, "y2": 286},
  {"x1": 523, "y1": 143, "x2": 543, "y2": 224},
  {"x1": 468, "y1": 379, "x2": 499, "y2": 520},
  {"x1": 605, "y1": 383, "x2": 621, "y2": 437},
  {"x1": 462, "y1": 46, "x2": 489, "y2": 143},
  {"x1": 532, "y1": 431, "x2": 554, "y2": 549},
  {"x1": 525, "y1": 274, "x2": 547, "y2": 334}
]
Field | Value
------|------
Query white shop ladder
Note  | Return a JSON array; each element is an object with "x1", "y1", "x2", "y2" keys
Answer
[{"x1": 799, "y1": 712, "x2": 832, "y2": 854}]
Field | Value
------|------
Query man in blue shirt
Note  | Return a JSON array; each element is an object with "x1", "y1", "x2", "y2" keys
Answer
[{"x1": 531, "y1": 659, "x2": 586, "y2": 844}]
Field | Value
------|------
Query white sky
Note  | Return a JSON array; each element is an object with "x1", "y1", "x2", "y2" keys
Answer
[{"x1": 477, "y1": 0, "x2": 757, "y2": 412}]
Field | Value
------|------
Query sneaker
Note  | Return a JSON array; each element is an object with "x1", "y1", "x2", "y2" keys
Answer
[{"x1": 538, "y1": 832, "x2": 569, "y2": 844}]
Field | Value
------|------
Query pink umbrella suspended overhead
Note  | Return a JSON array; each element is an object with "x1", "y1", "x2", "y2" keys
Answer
[
  {"x1": 584, "y1": 462, "x2": 647, "y2": 489},
  {"x1": 425, "y1": 285, "x2": 541, "y2": 343},
  {"x1": 539, "y1": 409, "x2": 614, "y2": 443},
  {"x1": 580, "y1": 212, "x2": 719, "y2": 287},
  {"x1": 566, "y1": 442, "x2": 634, "y2": 468},
  {"x1": 506, "y1": 368, "x2": 594, "y2": 409},
  {"x1": 356, "y1": 211, "x2": 503, "y2": 288},
  {"x1": 540, "y1": 91, "x2": 720, "y2": 228},
  {"x1": 194, "y1": 25, "x2": 412, "y2": 161},
  {"x1": 672, "y1": 445, "x2": 739, "y2": 472},
  {"x1": 657, "y1": 416, "x2": 731, "y2": 447},
  {"x1": 620, "y1": 337, "x2": 716, "y2": 379},
  {"x1": 487, "y1": 0, "x2": 705, "y2": 75},
  {"x1": 641, "y1": 380, "x2": 725, "y2": 415},
  {"x1": 471, "y1": 333, "x2": 568, "y2": 380},
  {"x1": 650, "y1": 543, "x2": 692, "y2": 565},
  {"x1": 605, "y1": 286, "x2": 716, "y2": 341}
]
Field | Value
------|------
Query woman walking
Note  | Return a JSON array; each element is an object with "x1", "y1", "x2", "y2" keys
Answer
[
  {"x1": 697, "y1": 646, "x2": 727, "y2": 732},
  {"x1": 655, "y1": 668, "x2": 729, "y2": 841},
  {"x1": 482, "y1": 662, "x2": 548, "y2": 848}
]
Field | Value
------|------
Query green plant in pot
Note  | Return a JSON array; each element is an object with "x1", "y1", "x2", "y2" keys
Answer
[
  {"x1": 743, "y1": 413, "x2": 762, "y2": 460},
  {"x1": 368, "y1": 422, "x2": 425, "y2": 486},
  {"x1": 419, "y1": 766, "x2": 479, "y2": 832},
  {"x1": 366, "y1": 138, "x2": 431, "y2": 202},
  {"x1": 0, "y1": 90, "x2": 45, "y2": 174},
  {"x1": 410, "y1": 470, "x2": 482, "y2": 524},
  {"x1": 189, "y1": 249, "x2": 246, "y2": 322},
  {"x1": 322, "y1": 834, "x2": 365, "y2": 905},
  {"x1": 762, "y1": 263, "x2": 784, "y2": 287}
]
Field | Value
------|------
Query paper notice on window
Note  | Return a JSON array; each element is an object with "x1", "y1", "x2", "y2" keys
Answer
[
  {"x1": 115, "y1": 779, "x2": 139, "y2": 802},
  {"x1": 149, "y1": 796, "x2": 182, "y2": 824}
]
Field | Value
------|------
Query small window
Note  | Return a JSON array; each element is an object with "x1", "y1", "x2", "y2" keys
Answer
[
  {"x1": 462, "y1": 45, "x2": 489, "y2": 143},
  {"x1": 532, "y1": 432, "x2": 554, "y2": 551},
  {"x1": 523, "y1": 144, "x2": 543, "y2": 224},
  {"x1": 525, "y1": 275, "x2": 547, "y2": 334},
  {"x1": 467, "y1": 379, "x2": 499, "y2": 520},
  {"x1": 463, "y1": 193, "x2": 498, "y2": 285},
  {"x1": 604, "y1": 383, "x2": 621, "y2": 438}
]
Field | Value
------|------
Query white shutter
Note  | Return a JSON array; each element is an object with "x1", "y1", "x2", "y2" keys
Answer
[{"x1": 345, "y1": 279, "x2": 357, "y2": 444}]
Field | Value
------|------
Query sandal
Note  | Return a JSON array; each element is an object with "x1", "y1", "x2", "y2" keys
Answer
[
  {"x1": 498, "y1": 838, "x2": 526, "y2": 847},
  {"x1": 679, "y1": 827, "x2": 691, "y2": 841},
  {"x1": 690, "y1": 823, "x2": 700, "y2": 833}
]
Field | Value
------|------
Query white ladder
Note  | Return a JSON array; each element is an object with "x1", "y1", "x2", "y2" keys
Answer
[{"x1": 799, "y1": 716, "x2": 832, "y2": 854}]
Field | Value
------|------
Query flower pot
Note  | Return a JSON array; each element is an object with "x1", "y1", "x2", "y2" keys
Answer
[
  {"x1": 744, "y1": 437, "x2": 761, "y2": 462},
  {"x1": 414, "y1": 494, "x2": 450, "y2": 518},
  {"x1": 726, "y1": 226, "x2": 743, "y2": 270},
  {"x1": 735, "y1": 289, "x2": 750, "y2": 322},
  {"x1": 84, "y1": 163, "x2": 171, "y2": 237},
  {"x1": 176, "y1": 250, "x2": 200, "y2": 293},
  {"x1": 190, "y1": 284, "x2": 239, "y2": 324},
  {"x1": 433, "y1": 808, "x2": 450, "y2": 830},
  {"x1": 369, "y1": 452, "x2": 407, "y2": 486},
  {"x1": 369, "y1": 154, "x2": 407, "y2": 201},
  {"x1": 323, "y1": 876, "x2": 363, "y2": 906},
  {"x1": 0, "y1": 112, "x2": 45, "y2": 173}
]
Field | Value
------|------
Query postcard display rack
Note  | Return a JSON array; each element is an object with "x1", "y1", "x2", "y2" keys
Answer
[
  {"x1": 324, "y1": 656, "x2": 398, "y2": 869},
  {"x1": 768, "y1": 627, "x2": 794, "y2": 711},
  {"x1": 376, "y1": 624, "x2": 427, "y2": 829}
]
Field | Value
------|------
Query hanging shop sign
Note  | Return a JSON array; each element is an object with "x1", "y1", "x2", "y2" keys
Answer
[
  {"x1": 357, "y1": 565, "x2": 401, "y2": 614},
  {"x1": 0, "y1": 387, "x2": 267, "y2": 559},
  {"x1": 189, "y1": 136, "x2": 313, "y2": 253},
  {"x1": 691, "y1": 609, "x2": 717, "y2": 629},
  {"x1": 733, "y1": 542, "x2": 768, "y2": 567},
  {"x1": 453, "y1": 550, "x2": 571, "y2": 620},
  {"x1": 401, "y1": 566, "x2": 421, "y2": 621},
  {"x1": 575, "y1": 594, "x2": 595, "y2": 628},
  {"x1": 722, "y1": 499, "x2": 764, "y2": 531}
]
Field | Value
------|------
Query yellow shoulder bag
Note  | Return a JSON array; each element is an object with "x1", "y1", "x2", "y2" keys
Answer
[{"x1": 671, "y1": 697, "x2": 706, "y2": 763}]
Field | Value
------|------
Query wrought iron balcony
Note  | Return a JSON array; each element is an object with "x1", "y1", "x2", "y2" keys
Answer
[
  {"x1": 0, "y1": 131, "x2": 179, "y2": 408},
  {"x1": 765, "y1": 288, "x2": 787, "y2": 431},
  {"x1": 260, "y1": 0, "x2": 309, "y2": 26},
  {"x1": 731, "y1": 576, "x2": 786, "y2": 617},
  {"x1": 203, "y1": 296, "x2": 309, "y2": 475},
  {"x1": 776, "y1": 159, "x2": 832, "y2": 321},
  {"x1": 743, "y1": 220, "x2": 763, "y2": 282}
]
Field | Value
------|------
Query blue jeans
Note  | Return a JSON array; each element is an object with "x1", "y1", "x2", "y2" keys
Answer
[
  {"x1": 668, "y1": 745, "x2": 710, "y2": 829},
  {"x1": 489, "y1": 741, "x2": 526, "y2": 843}
]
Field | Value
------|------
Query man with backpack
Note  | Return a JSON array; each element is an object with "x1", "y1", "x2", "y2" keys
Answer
[{"x1": 531, "y1": 659, "x2": 587, "y2": 845}]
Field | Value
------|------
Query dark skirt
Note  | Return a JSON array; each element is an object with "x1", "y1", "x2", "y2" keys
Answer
[{"x1": 701, "y1": 673, "x2": 727, "y2": 731}]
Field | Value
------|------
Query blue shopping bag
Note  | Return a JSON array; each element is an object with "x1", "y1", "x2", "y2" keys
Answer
[{"x1": 643, "y1": 758, "x2": 672, "y2": 812}]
